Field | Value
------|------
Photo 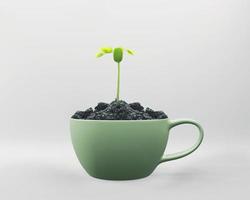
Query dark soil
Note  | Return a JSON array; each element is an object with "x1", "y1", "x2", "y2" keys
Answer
[{"x1": 71, "y1": 100, "x2": 168, "y2": 120}]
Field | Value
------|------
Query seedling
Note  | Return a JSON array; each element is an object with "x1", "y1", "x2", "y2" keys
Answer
[
  {"x1": 96, "y1": 46, "x2": 135, "y2": 101},
  {"x1": 72, "y1": 47, "x2": 168, "y2": 120}
]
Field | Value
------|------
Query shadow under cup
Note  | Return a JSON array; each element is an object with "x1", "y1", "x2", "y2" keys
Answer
[{"x1": 70, "y1": 118, "x2": 204, "y2": 180}]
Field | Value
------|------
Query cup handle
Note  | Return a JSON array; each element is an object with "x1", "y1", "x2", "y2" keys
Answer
[{"x1": 159, "y1": 119, "x2": 204, "y2": 163}]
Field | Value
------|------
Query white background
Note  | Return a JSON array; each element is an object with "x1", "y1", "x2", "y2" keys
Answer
[{"x1": 1, "y1": 0, "x2": 250, "y2": 199}]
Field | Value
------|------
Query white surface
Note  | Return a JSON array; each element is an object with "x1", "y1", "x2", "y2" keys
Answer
[
  {"x1": 1, "y1": 138, "x2": 249, "y2": 200},
  {"x1": 1, "y1": 0, "x2": 250, "y2": 199}
]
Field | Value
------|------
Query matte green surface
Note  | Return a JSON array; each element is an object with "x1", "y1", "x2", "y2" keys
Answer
[{"x1": 70, "y1": 118, "x2": 204, "y2": 180}]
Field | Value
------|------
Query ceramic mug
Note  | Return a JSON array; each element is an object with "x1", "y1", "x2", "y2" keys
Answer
[{"x1": 70, "y1": 118, "x2": 204, "y2": 180}]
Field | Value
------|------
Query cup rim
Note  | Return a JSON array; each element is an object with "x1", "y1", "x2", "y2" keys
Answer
[{"x1": 70, "y1": 118, "x2": 169, "y2": 123}]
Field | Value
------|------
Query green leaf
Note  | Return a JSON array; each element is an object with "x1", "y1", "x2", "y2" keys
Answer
[
  {"x1": 126, "y1": 49, "x2": 135, "y2": 55},
  {"x1": 113, "y1": 48, "x2": 123, "y2": 63},
  {"x1": 96, "y1": 52, "x2": 104, "y2": 58},
  {"x1": 100, "y1": 47, "x2": 113, "y2": 53}
]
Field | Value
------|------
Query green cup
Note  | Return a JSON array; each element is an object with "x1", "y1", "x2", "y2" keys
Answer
[{"x1": 70, "y1": 118, "x2": 204, "y2": 180}]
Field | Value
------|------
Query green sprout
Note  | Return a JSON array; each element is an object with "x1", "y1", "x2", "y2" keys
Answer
[{"x1": 96, "y1": 46, "x2": 135, "y2": 101}]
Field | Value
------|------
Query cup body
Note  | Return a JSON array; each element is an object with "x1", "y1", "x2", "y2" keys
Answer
[{"x1": 70, "y1": 119, "x2": 170, "y2": 180}]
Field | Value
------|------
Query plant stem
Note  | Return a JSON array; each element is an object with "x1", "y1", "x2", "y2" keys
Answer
[{"x1": 116, "y1": 62, "x2": 120, "y2": 101}]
